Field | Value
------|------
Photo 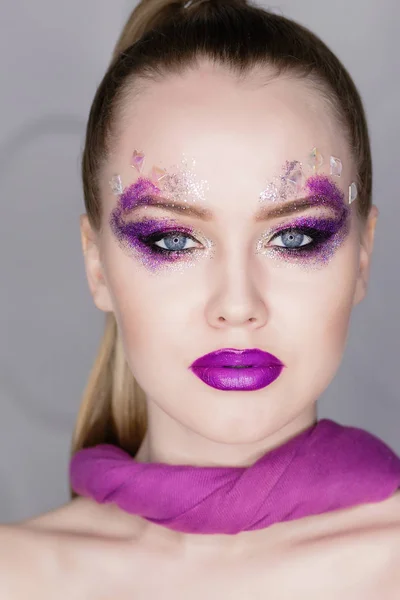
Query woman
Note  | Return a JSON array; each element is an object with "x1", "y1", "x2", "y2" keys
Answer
[{"x1": 8, "y1": 0, "x2": 400, "y2": 597}]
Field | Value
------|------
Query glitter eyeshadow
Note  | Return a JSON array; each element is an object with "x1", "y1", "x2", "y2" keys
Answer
[
  {"x1": 283, "y1": 160, "x2": 305, "y2": 196},
  {"x1": 109, "y1": 178, "x2": 214, "y2": 273},
  {"x1": 110, "y1": 209, "x2": 210, "y2": 273},
  {"x1": 118, "y1": 177, "x2": 160, "y2": 213},
  {"x1": 109, "y1": 170, "x2": 350, "y2": 273},
  {"x1": 259, "y1": 159, "x2": 306, "y2": 203},
  {"x1": 160, "y1": 155, "x2": 210, "y2": 203},
  {"x1": 256, "y1": 175, "x2": 351, "y2": 268},
  {"x1": 256, "y1": 214, "x2": 349, "y2": 268},
  {"x1": 305, "y1": 174, "x2": 346, "y2": 213}
]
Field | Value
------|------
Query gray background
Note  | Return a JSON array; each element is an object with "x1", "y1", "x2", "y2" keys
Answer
[{"x1": 0, "y1": 0, "x2": 399, "y2": 523}]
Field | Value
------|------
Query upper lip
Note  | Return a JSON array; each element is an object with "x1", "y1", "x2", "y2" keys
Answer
[{"x1": 190, "y1": 348, "x2": 284, "y2": 368}]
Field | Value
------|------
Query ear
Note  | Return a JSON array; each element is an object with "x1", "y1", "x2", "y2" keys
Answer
[
  {"x1": 80, "y1": 214, "x2": 114, "y2": 313},
  {"x1": 353, "y1": 204, "x2": 379, "y2": 306}
]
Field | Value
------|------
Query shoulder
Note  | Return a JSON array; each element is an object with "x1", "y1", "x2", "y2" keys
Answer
[
  {"x1": 8, "y1": 501, "x2": 129, "y2": 600},
  {"x1": 18, "y1": 496, "x2": 140, "y2": 541},
  {"x1": 18, "y1": 487, "x2": 400, "y2": 538},
  {"x1": 17, "y1": 496, "x2": 109, "y2": 535},
  {"x1": 311, "y1": 491, "x2": 400, "y2": 592}
]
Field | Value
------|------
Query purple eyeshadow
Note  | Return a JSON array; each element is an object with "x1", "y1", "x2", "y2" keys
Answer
[
  {"x1": 304, "y1": 174, "x2": 346, "y2": 214},
  {"x1": 259, "y1": 204, "x2": 350, "y2": 267},
  {"x1": 109, "y1": 176, "x2": 200, "y2": 271},
  {"x1": 110, "y1": 207, "x2": 199, "y2": 271},
  {"x1": 264, "y1": 174, "x2": 351, "y2": 267},
  {"x1": 118, "y1": 177, "x2": 161, "y2": 213},
  {"x1": 255, "y1": 173, "x2": 351, "y2": 267},
  {"x1": 109, "y1": 172, "x2": 351, "y2": 271}
]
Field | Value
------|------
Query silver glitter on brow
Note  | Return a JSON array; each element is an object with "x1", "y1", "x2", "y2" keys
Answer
[
  {"x1": 157, "y1": 155, "x2": 210, "y2": 204},
  {"x1": 259, "y1": 149, "x2": 357, "y2": 207}
]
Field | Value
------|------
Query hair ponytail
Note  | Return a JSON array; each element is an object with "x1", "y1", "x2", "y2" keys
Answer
[
  {"x1": 111, "y1": 0, "x2": 251, "y2": 63},
  {"x1": 111, "y1": 1, "x2": 183, "y2": 63},
  {"x1": 69, "y1": 311, "x2": 147, "y2": 499}
]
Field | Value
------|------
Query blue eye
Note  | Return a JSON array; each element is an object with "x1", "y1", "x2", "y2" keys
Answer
[
  {"x1": 270, "y1": 229, "x2": 313, "y2": 249},
  {"x1": 140, "y1": 230, "x2": 203, "y2": 256},
  {"x1": 153, "y1": 232, "x2": 198, "y2": 252}
]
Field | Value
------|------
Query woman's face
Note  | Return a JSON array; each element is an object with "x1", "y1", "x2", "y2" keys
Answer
[{"x1": 81, "y1": 61, "x2": 377, "y2": 464}]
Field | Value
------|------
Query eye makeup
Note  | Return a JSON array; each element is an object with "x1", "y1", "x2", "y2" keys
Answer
[
  {"x1": 109, "y1": 151, "x2": 352, "y2": 272},
  {"x1": 117, "y1": 177, "x2": 161, "y2": 213},
  {"x1": 255, "y1": 174, "x2": 351, "y2": 268},
  {"x1": 128, "y1": 151, "x2": 210, "y2": 204},
  {"x1": 109, "y1": 175, "x2": 215, "y2": 272},
  {"x1": 303, "y1": 174, "x2": 346, "y2": 215},
  {"x1": 259, "y1": 148, "x2": 358, "y2": 206},
  {"x1": 110, "y1": 211, "x2": 212, "y2": 271},
  {"x1": 110, "y1": 188, "x2": 215, "y2": 273},
  {"x1": 112, "y1": 210, "x2": 349, "y2": 273},
  {"x1": 256, "y1": 213, "x2": 349, "y2": 268}
]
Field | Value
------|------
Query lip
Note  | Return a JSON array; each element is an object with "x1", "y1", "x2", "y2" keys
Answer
[{"x1": 190, "y1": 348, "x2": 285, "y2": 391}]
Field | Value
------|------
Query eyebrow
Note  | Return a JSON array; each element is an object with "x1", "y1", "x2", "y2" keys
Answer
[{"x1": 123, "y1": 195, "x2": 341, "y2": 221}]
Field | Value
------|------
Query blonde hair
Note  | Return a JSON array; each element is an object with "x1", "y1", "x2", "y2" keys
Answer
[{"x1": 69, "y1": 0, "x2": 372, "y2": 499}]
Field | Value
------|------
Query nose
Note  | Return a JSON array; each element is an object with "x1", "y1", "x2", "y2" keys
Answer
[{"x1": 205, "y1": 257, "x2": 269, "y2": 330}]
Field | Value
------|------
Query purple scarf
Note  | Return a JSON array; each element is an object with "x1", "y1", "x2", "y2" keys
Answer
[{"x1": 69, "y1": 419, "x2": 400, "y2": 534}]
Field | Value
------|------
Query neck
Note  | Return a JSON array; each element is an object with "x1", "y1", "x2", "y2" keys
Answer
[{"x1": 134, "y1": 404, "x2": 317, "y2": 468}]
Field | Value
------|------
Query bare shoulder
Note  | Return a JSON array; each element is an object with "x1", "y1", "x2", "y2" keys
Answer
[
  {"x1": 18, "y1": 496, "x2": 113, "y2": 537},
  {"x1": 291, "y1": 490, "x2": 400, "y2": 596},
  {"x1": 4, "y1": 503, "x2": 125, "y2": 600},
  {"x1": 0, "y1": 518, "x2": 99, "y2": 600},
  {"x1": 17, "y1": 496, "x2": 145, "y2": 546},
  {"x1": 9, "y1": 492, "x2": 400, "y2": 599},
  {"x1": 14, "y1": 499, "x2": 128, "y2": 594},
  {"x1": 18, "y1": 488, "x2": 400, "y2": 547},
  {"x1": 294, "y1": 488, "x2": 400, "y2": 550}
]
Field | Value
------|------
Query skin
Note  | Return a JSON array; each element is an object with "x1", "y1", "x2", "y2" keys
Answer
[{"x1": 79, "y1": 59, "x2": 379, "y2": 561}]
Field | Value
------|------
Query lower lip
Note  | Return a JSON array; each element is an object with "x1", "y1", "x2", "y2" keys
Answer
[{"x1": 190, "y1": 365, "x2": 283, "y2": 391}]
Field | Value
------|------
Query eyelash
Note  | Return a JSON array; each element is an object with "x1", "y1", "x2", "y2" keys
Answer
[
  {"x1": 265, "y1": 226, "x2": 334, "y2": 254},
  {"x1": 138, "y1": 229, "x2": 202, "y2": 256},
  {"x1": 139, "y1": 225, "x2": 334, "y2": 256}
]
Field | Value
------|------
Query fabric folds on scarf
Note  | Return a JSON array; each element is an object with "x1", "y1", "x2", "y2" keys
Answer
[{"x1": 69, "y1": 419, "x2": 400, "y2": 534}]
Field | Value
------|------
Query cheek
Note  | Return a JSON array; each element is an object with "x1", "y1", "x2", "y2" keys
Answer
[
  {"x1": 275, "y1": 243, "x2": 359, "y2": 366},
  {"x1": 102, "y1": 217, "x2": 360, "y2": 376},
  {"x1": 101, "y1": 239, "x2": 193, "y2": 351}
]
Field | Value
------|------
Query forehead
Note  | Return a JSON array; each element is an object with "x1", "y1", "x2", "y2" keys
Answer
[{"x1": 110, "y1": 61, "x2": 353, "y2": 198}]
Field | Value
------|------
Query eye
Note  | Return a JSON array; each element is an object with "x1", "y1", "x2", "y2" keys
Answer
[
  {"x1": 140, "y1": 230, "x2": 204, "y2": 255},
  {"x1": 269, "y1": 228, "x2": 313, "y2": 249},
  {"x1": 256, "y1": 218, "x2": 345, "y2": 264},
  {"x1": 154, "y1": 232, "x2": 199, "y2": 252}
]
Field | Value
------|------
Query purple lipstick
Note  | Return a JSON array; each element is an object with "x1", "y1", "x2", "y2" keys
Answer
[{"x1": 190, "y1": 348, "x2": 284, "y2": 391}]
